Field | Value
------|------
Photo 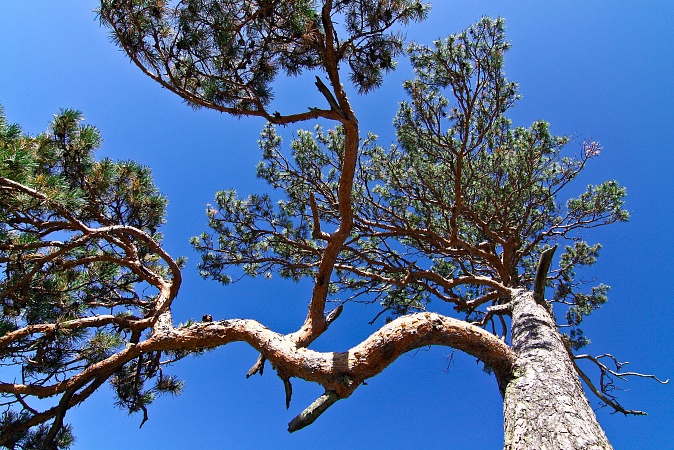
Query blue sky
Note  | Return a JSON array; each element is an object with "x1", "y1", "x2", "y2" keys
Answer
[{"x1": 1, "y1": 1, "x2": 673, "y2": 448}]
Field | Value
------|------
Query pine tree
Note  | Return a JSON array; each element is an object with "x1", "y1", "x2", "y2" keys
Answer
[
  {"x1": 0, "y1": 2, "x2": 666, "y2": 449},
  {"x1": 0, "y1": 107, "x2": 185, "y2": 448}
]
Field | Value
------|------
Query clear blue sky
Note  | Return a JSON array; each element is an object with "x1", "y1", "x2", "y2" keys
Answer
[{"x1": 1, "y1": 2, "x2": 673, "y2": 448}]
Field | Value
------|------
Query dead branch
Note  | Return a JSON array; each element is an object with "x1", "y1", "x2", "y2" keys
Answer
[
  {"x1": 287, "y1": 390, "x2": 340, "y2": 433},
  {"x1": 573, "y1": 353, "x2": 668, "y2": 416},
  {"x1": 533, "y1": 245, "x2": 557, "y2": 304}
]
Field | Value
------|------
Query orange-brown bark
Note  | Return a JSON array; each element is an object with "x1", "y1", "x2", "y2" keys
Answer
[{"x1": 1, "y1": 312, "x2": 514, "y2": 401}]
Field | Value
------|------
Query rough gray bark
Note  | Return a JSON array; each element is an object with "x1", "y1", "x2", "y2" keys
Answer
[{"x1": 502, "y1": 291, "x2": 612, "y2": 449}]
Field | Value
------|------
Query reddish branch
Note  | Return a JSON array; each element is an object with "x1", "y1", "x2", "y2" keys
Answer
[
  {"x1": 3, "y1": 149, "x2": 513, "y2": 423},
  {"x1": 0, "y1": 311, "x2": 515, "y2": 434},
  {"x1": 5, "y1": 5, "x2": 650, "y2": 446}
]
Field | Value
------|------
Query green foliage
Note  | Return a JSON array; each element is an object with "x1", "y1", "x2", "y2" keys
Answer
[
  {"x1": 192, "y1": 123, "x2": 345, "y2": 283},
  {"x1": 0, "y1": 411, "x2": 74, "y2": 450},
  {"x1": 112, "y1": 353, "x2": 185, "y2": 423},
  {"x1": 82, "y1": 329, "x2": 125, "y2": 363},
  {"x1": 194, "y1": 17, "x2": 628, "y2": 331},
  {"x1": 1, "y1": 108, "x2": 167, "y2": 328},
  {"x1": 98, "y1": 0, "x2": 429, "y2": 113},
  {"x1": 552, "y1": 241, "x2": 612, "y2": 348},
  {"x1": 3, "y1": 4, "x2": 633, "y2": 443},
  {"x1": 0, "y1": 106, "x2": 183, "y2": 445}
]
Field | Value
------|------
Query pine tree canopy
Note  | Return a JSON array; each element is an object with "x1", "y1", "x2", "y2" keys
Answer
[
  {"x1": 0, "y1": 108, "x2": 185, "y2": 448},
  {"x1": 98, "y1": 0, "x2": 428, "y2": 120},
  {"x1": 2, "y1": 3, "x2": 665, "y2": 448},
  {"x1": 192, "y1": 18, "x2": 628, "y2": 349}
]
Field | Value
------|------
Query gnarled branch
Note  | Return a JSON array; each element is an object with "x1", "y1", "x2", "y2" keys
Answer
[{"x1": 573, "y1": 353, "x2": 669, "y2": 416}]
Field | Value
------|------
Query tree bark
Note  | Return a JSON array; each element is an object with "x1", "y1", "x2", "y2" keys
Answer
[{"x1": 502, "y1": 291, "x2": 611, "y2": 450}]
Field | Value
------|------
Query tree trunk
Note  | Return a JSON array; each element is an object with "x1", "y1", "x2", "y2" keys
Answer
[{"x1": 501, "y1": 291, "x2": 612, "y2": 450}]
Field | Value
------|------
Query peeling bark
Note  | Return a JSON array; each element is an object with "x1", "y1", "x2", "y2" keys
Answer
[
  {"x1": 153, "y1": 312, "x2": 515, "y2": 397},
  {"x1": 502, "y1": 291, "x2": 611, "y2": 450},
  {"x1": 0, "y1": 312, "x2": 514, "y2": 402}
]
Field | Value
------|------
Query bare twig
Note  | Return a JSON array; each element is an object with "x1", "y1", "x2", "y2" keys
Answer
[
  {"x1": 573, "y1": 360, "x2": 646, "y2": 415},
  {"x1": 368, "y1": 306, "x2": 390, "y2": 325},
  {"x1": 573, "y1": 353, "x2": 668, "y2": 416},
  {"x1": 14, "y1": 393, "x2": 38, "y2": 415},
  {"x1": 575, "y1": 353, "x2": 669, "y2": 384}
]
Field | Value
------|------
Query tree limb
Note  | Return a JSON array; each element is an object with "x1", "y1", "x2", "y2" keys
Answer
[
  {"x1": 315, "y1": 76, "x2": 347, "y2": 120},
  {"x1": 572, "y1": 358, "x2": 647, "y2": 416},
  {"x1": 287, "y1": 390, "x2": 340, "y2": 433},
  {"x1": 533, "y1": 245, "x2": 557, "y2": 304}
]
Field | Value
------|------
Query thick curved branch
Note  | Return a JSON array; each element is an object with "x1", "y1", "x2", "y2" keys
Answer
[
  {"x1": 1, "y1": 312, "x2": 513, "y2": 404},
  {"x1": 285, "y1": 37, "x2": 359, "y2": 352},
  {"x1": 150, "y1": 312, "x2": 515, "y2": 396}
]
